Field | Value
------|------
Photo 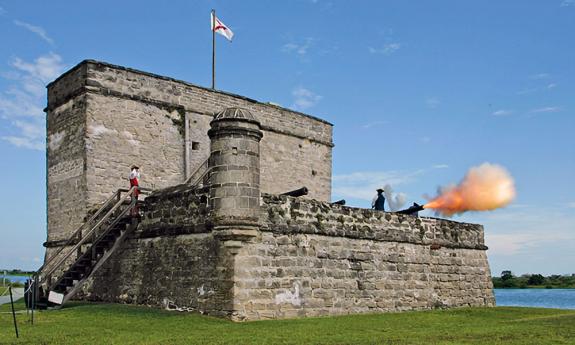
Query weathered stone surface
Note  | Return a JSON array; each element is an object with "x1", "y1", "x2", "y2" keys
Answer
[
  {"x1": 208, "y1": 108, "x2": 262, "y2": 226},
  {"x1": 234, "y1": 232, "x2": 494, "y2": 320},
  {"x1": 75, "y1": 186, "x2": 494, "y2": 321},
  {"x1": 261, "y1": 194, "x2": 488, "y2": 250},
  {"x1": 47, "y1": 60, "x2": 333, "y2": 242},
  {"x1": 47, "y1": 68, "x2": 88, "y2": 242}
]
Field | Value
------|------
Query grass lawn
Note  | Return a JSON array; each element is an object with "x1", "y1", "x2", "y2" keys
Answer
[{"x1": 1, "y1": 299, "x2": 574, "y2": 345}]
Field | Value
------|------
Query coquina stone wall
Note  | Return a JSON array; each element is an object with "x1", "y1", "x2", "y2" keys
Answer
[
  {"x1": 80, "y1": 184, "x2": 235, "y2": 317},
  {"x1": 233, "y1": 195, "x2": 494, "y2": 320},
  {"x1": 46, "y1": 65, "x2": 88, "y2": 242},
  {"x1": 78, "y1": 186, "x2": 494, "y2": 321},
  {"x1": 46, "y1": 60, "x2": 333, "y2": 242}
]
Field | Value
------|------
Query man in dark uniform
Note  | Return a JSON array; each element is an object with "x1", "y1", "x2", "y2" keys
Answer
[{"x1": 372, "y1": 188, "x2": 386, "y2": 211}]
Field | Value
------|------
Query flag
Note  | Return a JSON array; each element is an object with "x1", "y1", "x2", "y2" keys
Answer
[{"x1": 211, "y1": 12, "x2": 234, "y2": 42}]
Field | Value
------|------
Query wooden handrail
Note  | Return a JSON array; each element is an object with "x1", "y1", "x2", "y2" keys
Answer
[
  {"x1": 37, "y1": 189, "x2": 124, "y2": 275},
  {"x1": 38, "y1": 187, "x2": 136, "y2": 284},
  {"x1": 185, "y1": 158, "x2": 210, "y2": 185},
  {"x1": 35, "y1": 186, "x2": 151, "y2": 287}
]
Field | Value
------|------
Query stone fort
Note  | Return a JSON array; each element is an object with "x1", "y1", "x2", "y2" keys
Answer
[{"x1": 41, "y1": 60, "x2": 494, "y2": 320}]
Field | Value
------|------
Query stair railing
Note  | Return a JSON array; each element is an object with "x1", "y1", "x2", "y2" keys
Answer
[
  {"x1": 59, "y1": 196, "x2": 142, "y2": 305},
  {"x1": 34, "y1": 187, "x2": 140, "y2": 289},
  {"x1": 185, "y1": 157, "x2": 211, "y2": 186},
  {"x1": 36, "y1": 188, "x2": 128, "y2": 278}
]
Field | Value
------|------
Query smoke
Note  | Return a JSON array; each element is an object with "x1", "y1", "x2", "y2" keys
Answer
[
  {"x1": 383, "y1": 184, "x2": 407, "y2": 211},
  {"x1": 424, "y1": 163, "x2": 516, "y2": 216}
]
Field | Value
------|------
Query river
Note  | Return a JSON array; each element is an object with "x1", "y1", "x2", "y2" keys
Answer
[
  {"x1": 494, "y1": 288, "x2": 575, "y2": 309},
  {"x1": 0, "y1": 274, "x2": 30, "y2": 285}
]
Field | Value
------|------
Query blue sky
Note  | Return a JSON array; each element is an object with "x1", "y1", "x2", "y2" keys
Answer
[{"x1": 0, "y1": 1, "x2": 573, "y2": 276}]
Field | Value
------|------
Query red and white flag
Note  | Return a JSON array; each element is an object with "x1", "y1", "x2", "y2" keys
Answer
[{"x1": 211, "y1": 12, "x2": 234, "y2": 42}]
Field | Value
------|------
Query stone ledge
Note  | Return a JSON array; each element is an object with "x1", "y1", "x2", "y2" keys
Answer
[
  {"x1": 261, "y1": 194, "x2": 488, "y2": 250},
  {"x1": 47, "y1": 59, "x2": 333, "y2": 126},
  {"x1": 46, "y1": 85, "x2": 334, "y2": 148}
]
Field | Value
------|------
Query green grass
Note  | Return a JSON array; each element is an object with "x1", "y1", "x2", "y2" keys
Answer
[
  {"x1": 0, "y1": 282, "x2": 24, "y2": 293},
  {"x1": 1, "y1": 300, "x2": 574, "y2": 345}
]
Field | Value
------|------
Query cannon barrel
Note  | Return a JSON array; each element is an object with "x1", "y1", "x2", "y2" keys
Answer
[
  {"x1": 330, "y1": 199, "x2": 346, "y2": 206},
  {"x1": 396, "y1": 203, "x2": 424, "y2": 215},
  {"x1": 280, "y1": 187, "x2": 309, "y2": 197}
]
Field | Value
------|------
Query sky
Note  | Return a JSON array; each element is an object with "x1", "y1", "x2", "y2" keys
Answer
[{"x1": 0, "y1": 1, "x2": 573, "y2": 276}]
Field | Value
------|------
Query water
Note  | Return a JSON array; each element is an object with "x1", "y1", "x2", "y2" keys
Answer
[
  {"x1": 494, "y1": 288, "x2": 575, "y2": 309},
  {"x1": 0, "y1": 274, "x2": 30, "y2": 284}
]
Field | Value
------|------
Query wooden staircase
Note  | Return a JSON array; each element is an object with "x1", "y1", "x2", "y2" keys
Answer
[
  {"x1": 29, "y1": 187, "x2": 150, "y2": 309},
  {"x1": 185, "y1": 157, "x2": 210, "y2": 187}
]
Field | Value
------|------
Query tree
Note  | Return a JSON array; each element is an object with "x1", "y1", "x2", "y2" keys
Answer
[
  {"x1": 501, "y1": 270, "x2": 513, "y2": 281},
  {"x1": 528, "y1": 274, "x2": 545, "y2": 285}
]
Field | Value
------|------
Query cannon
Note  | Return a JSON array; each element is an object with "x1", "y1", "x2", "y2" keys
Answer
[
  {"x1": 280, "y1": 187, "x2": 309, "y2": 197},
  {"x1": 396, "y1": 202, "x2": 424, "y2": 216},
  {"x1": 330, "y1": 199, "x2": 346, "y2": 206}
]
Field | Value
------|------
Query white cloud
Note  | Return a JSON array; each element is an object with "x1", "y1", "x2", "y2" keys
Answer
[
  {"x1": 567, "y1": 202, "x2": 575, "y2": 209},
  {"x1": 433, "y1": 164, "x2": 449, "y2": 169},
  {"x1": 464, "y1": 207, "x2": 575, "y2": 258},
  {"x1": 518, "y1": 74, "x2": 558, "y2": 95},
  {"x1": 3, "y1": 135, "x2": 44, "y2": 150},
  {"x1": 492, "y1": 109, "x2": 513, "y2": 116},
  {"x1": 282, "y1": 38, "x2": 314, "y2": 57},
  {"x1": 291, "y1": 87, "x2": 322, "y2": 110},
  {"x1": 13, "y1": 20, "x2": 54, "y2": 45},
  {"x1": 530, "y1": 106, "x2": 561, "y2": 113},
  {"x1": 529, "y1": 73, "x2": 550, "y2": 80},
  {"x1": 0, "y1": 53, "x2": 66, "y2": 150},
  {"x1": 516, "y1": 88, "x2": 537, "y2": 95},
  {"x1": 425, "y1": 97, "x2": 440, "y2": 109},
  {"x1": 333, "y1": 169, "x2": 425, "y2": 201},
  {"x1": 368, "y1": 43, "x2": 401, "y2": 55},
  {"x1": 369, "y1": 28, "x2": 402, "y2": 56},
  {"x1": 487, "y1": 233, "x2": 573, "y2": 256},
  {"x1": 561, "y1": 0, "x2": 574, "y2": 7},
  {"x1": 11, "y1": 53, "x2": 63, "y2": 84}
]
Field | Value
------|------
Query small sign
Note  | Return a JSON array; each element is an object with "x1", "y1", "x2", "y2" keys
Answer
[{"x1": 48, "y1": 291, "x2": 64, "y2": 305}]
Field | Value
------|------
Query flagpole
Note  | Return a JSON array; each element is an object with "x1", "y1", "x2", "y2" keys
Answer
[{"x1": 211, "y1": 9, "x2": 216, "y2": 90}]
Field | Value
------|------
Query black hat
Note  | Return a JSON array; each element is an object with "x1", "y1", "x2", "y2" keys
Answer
[
  {"x1": 131, "y1": 165, "x2": 139, "y2": 170},
  {"x1": 376, "y1": 188, "x2": 384, "y2": 193}
]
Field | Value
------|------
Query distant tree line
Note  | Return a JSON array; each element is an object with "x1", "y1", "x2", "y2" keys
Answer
[
  {"x1": 1, "y1": 269, "x2": 35, "y2": 276},
  {"x1": 492, "y1": 271, "x2": 575, "y2": 288}
]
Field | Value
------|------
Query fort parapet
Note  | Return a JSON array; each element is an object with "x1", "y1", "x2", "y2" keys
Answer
[
  {"x1": 44, "y1": 61, "x2": 494, "y2": 321},
  {"x1": 83, "y1": 186, "x2": 494, "y2": 320}
]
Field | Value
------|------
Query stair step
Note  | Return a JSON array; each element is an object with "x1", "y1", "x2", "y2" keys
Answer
[
  {"x1": 35, "y1": 189, "x2": 145, "y2": 309},
  {"x1": 54, "y1": 284, "x2": 69, "y2": 292},
  {"x1": 65, "y1": 271, "x2": 83, "y2": 280},
  {"x1": 75, "y1": 260, "x2": 93, "y2": 268}
]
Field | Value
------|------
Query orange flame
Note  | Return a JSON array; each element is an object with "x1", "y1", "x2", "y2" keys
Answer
[{"x1": 424, "y1": 163, "x2": 516, "y2": 216}]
